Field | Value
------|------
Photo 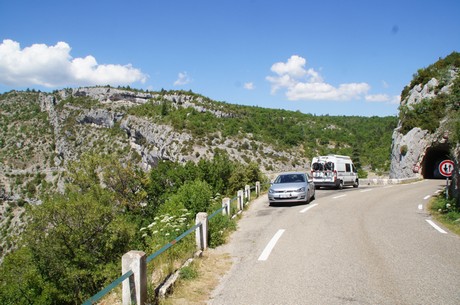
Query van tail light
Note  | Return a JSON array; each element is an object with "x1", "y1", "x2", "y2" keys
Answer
[{"x1": 333, "y1": 170, "x2": 337, "y2": 181}]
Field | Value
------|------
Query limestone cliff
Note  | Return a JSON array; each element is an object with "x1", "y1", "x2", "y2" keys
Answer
[{"x1": 390, "y1": 52, "x2": 460, "y2": 179}]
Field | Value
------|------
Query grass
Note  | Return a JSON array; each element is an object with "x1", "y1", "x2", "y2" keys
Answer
[
  {"x1": 158, "y1": 249, "x2": 233, "y2": 305},
  {"x1": 429, "y1": 195, "x2": 460, "y2": 236}
]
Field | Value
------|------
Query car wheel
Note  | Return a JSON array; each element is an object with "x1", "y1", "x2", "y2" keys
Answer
[
  {"x1": 305, "y1": 191, "x2": 310, "y2": 204},
  {"x1": 310, "y1": 190, "x2": 315, "y2": 201},
  {"x1": 337, "y1": 180, "x2": 343, "y2": 190},
  {"x1": 353, "y1": 180, "x2": 359, "y2": 188}
]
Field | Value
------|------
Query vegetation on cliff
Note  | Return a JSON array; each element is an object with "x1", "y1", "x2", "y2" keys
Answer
[{"x1": 0, "y1": 152, "x2": 263, "y2": 304}]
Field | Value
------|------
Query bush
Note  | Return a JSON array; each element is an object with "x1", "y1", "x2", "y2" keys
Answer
[{"x1": 207, "y1": 208, "x2": 237, "y2": 248}]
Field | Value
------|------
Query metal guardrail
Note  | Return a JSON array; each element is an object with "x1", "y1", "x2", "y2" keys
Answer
[{"x1": 83, "y1": 270, "x2": 133, "y2": 305}]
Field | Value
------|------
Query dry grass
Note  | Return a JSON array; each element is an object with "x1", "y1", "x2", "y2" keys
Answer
[{"x1": 159, "y1": 249, "x2": 233, "y2": 305}]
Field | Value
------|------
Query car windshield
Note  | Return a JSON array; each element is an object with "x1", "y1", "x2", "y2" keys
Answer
[{"x1": 275, "y1": 174, "x2": 305, "y2": 183}]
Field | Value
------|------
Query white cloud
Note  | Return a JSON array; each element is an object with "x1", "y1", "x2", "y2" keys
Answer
[
  {"x1": 244, "y1": 82, "x2": 255, "y2": 90},
  {"x1": 365, "y1": 94, "x2": 390, "y2": 102},
  {"x1": 174, "y1": 71, "x2": 191, "y2": 86},
  {"x1": 0, "y1": 39, "x2": 147, "y2": 88},
  {"x1": 390, "y1": 95, "x2": 401, "y2": 104},
  {"x1": 365, "y1": 94, "x2": 401, "y2": 104},
  {"x1": 266, "y1": 55, "x2": 371, "y2": 101}
]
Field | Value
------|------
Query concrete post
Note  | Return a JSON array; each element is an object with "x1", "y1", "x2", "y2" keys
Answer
[
  {"x1": 245, "y1": 185, "x2": 251, "y2": 203},
  {"x1": 237, "y1": 190, "x2": 244, "y2": 211},
  {"x1": 195, "y1": 212, "x2": 208, "y2": 250},
  {"x1": 122, "y1": 251, "x2": 147, "y2": 305},
  {"x1": 256, "y1": 181, "x2": 260, "y2": 197},
  {"x1": 222, "y1": 197, "x2": 230, "y2": 216}
]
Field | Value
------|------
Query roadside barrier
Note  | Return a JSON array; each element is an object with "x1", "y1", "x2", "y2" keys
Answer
[{"x1": 83, "y1": 181, "x2": 261, "y2": 305}]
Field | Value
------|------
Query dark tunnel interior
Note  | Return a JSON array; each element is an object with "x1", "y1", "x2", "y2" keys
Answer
[{"x1": 422, "y1": 144, "x2": 451, "y2": 179}]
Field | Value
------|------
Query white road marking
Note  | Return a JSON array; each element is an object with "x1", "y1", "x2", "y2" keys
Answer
[
  {"x1": 360, "y1": 189, "x2": 373, "y2": 193},
  {"x1": 383, "y1": 186, "x2": 394, "y2": 189},
  {"x1": 333, "y1": 194, "x2": 347, "y2": 199},
  {"x1": 258, "y1": 229, "x2": 285, "y2": 261},
  {"x1": 300, "y1": 203, "x2": 318, "y2": 213},
  {"x1": 423, "y1": 195, "x2": 431, "y2": 200},
  {"x1": 418, "y1": 204, "x2": 423, "y2": 210},
  {"x1": 426, "y1": 220, "x2": 447, "y2": 234}
]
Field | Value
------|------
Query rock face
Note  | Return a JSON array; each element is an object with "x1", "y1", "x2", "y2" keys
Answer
[
  {"x1": 389, "y1": 77, "x2": 455, "y2": 179},
  {"x1": 4, "y1": 87, "x2": 308, "y2": 194}
]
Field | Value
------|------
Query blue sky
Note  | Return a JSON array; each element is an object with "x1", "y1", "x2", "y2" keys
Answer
[{"x1": 1, "y1": 0, "x2": 459, "y2": 116}]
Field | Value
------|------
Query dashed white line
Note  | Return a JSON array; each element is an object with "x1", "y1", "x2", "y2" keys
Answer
[
  {"x1": 258, "y1": 229, "x2": 285, "y2": 261},
  {"x1": 300, "y1": 203, "x2": 318, "y2": 213},
  {"x1": 418, "y1": 204, "x2": 423, "y2": 210},
  {"x1": 333, "y1": 194, "x2": 347, "y2": 199},
  {"x1": 360, "y1": 189, "x2": 373, "y2": 193},
  {"x1": 383, "y1": 185, "x2": 394, "y2": 189},
  {"x1": 423, "y1": 195, "x2": 431, "y2": 200},
  {"x1": 426, "y1": 220, "x2": 447, "y2": 234}
]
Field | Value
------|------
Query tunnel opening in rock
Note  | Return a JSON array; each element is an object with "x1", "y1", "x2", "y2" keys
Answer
[{"x1": 421, "y1": 144, "x2": 451, "y2": 179}]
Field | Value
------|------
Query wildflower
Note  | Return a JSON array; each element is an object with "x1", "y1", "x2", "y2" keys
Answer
[
  {"x1": 152, "y1": 230, "x2": 158, "y2": 235},
  {"x1": 165, "y1": 233, "x2": 170, "y2": 236},
  {"x1": 140, "y1": 227, "x2": 146, "y2": 231},
  {"x1": 142, "y1": 233, "x2": 147, "y2": 238}
]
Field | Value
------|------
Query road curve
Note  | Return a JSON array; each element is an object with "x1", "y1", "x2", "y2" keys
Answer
[{"x1": 208, "y1": 180, "x2": 460, "y2": 305}]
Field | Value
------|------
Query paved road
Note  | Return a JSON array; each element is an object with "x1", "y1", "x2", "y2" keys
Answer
[{"x1": 208, "y1": 180, "x2": 460, "y2": 305}]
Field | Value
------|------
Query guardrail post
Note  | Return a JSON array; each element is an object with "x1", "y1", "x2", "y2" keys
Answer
[
  {"x1": 222, "y1": 197, "x2": 230, "y2": 216},
  {"x1": 245, "y1": 185, "x2": 250, "y2": 203},
  {"x1": 256, "y1": 181, "x2": 260, "y2": 197},
  {"x1": 237, "y1": 190, "x2": 244, "y2": 211},
  {"x1": 195, "y1": 212, "x2": 208, "y2": 250},
  {"x1": 122, "y1": 251, "x2": 147, "y2": 305}
]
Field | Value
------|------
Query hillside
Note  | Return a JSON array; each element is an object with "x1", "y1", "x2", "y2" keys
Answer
[
  {"x1": 1, "y1": 87, "x2": 396, "y2": 196},
  {"x1": 0, "y1": 87, "x2": 397, "y2": 261}
]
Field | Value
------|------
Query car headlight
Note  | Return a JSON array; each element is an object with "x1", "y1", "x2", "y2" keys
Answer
[
  {"x1": 269, "y1": 188, "x2": 274, "y2": 194},
  {"x1": 296, "y1": 187, "x2": 305, "y2": 192}
]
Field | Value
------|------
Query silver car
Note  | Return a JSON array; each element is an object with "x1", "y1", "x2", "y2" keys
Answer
[{"x1": 268, "y1": 172, "x2": 315, "y2": 206}]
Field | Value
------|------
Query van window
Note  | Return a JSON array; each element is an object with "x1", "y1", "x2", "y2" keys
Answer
[
  {"x1": 325, "y1": 162, "x2": 334, "y2": 171},
  {"x1": 312, "y1": 163, "x2": 323, "y2": 171},
  {"x1": 345, "y1": 163, "x2": 351, "y2": 172}
]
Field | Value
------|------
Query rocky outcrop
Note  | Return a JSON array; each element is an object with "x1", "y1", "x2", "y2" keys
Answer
[
  {"x1": 390, "y1": 75, "x2": 456, "y2": 179},
  {"x1": 34, "y1": 87, "x2": 308, "y2": 175}
]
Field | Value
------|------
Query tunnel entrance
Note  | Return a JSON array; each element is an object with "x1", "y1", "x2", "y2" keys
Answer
[{"x1": 421, "y1": 144, "x2": 450, "y2": 179}]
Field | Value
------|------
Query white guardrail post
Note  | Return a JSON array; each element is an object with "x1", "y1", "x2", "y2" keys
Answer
[
  {"x1": 195, "y1": 212, "x2": 208, "y2": 250},
  {"x1": 256, "y1": 181, "x2": 260, "y2": 197},
  {"x1": 237, "y1": 190, "x2": 244, "y2": 211},
  {"x1": 122, "y1": 251, "x2": 147, "y2": 305},
  {"x1": 222, "y1": 197, "x2": 230, "y2": 216},
  {"x1": 245, "y1": 185, "x2": 250, "y2": 203}
]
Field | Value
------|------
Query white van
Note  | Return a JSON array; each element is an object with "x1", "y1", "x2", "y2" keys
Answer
[{"x1": 311, "y1": 155, "x2": 358, "y2": 189}]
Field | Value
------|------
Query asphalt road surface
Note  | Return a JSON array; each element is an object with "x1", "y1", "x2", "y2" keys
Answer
[{"x1": 208, "y1": 180, "x2": 460, "y2": 305}]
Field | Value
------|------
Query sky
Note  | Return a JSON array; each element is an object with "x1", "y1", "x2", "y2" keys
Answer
[{"x1": 0, "y1": 0, "x2": 459, "y2": 117}]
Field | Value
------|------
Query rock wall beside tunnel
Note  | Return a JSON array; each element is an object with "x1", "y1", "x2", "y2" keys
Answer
[{"x1": 389, "y1": 77, "x2": 454, "y2": 179}]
